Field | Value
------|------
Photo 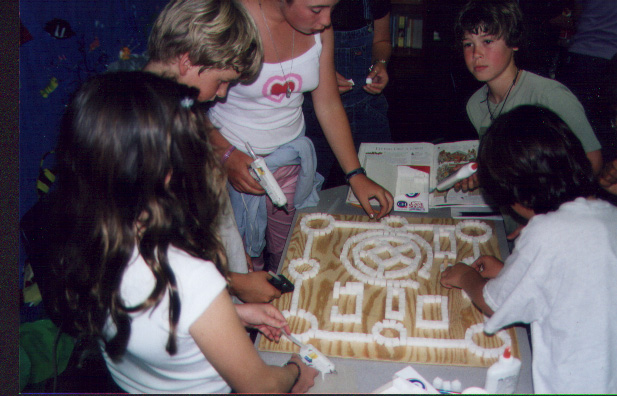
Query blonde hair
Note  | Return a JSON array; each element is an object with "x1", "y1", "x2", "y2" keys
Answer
[{"x1": 148, "y1": 0, "x2": 263, "y2": 80}]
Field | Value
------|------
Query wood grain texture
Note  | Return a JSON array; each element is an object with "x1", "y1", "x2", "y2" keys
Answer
[{"x1": 258, "y1": 214, "x2": 519, "y2": 367}]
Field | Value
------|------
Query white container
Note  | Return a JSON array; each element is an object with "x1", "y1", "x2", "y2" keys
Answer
[{"x1": 484, "y1": 347, "x2": 521, "y2": 394}]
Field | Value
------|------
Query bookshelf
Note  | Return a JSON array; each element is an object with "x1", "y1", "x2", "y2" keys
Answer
[
  {"x1": 385, "y1": 0, "x2": 480, "y2": 144},
  {"x1": 390, "y1": 0, "x2": 427, "y2": 58}
]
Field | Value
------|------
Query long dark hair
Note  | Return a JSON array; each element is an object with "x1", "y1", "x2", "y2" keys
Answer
[
  {"x1": 478, "y1": 105, "x2": 598, "y2": 214},
  {"x1": 49, "y1": 71, "x2": 228, "y2": 359}
]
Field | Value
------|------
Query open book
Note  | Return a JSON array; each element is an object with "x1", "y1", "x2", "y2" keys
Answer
[{"x1": 346, "y1": 140, "x2": 490, "y2": 212}]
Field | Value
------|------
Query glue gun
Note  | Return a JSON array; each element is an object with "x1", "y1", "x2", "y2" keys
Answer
[
  {"x1": 283, "y1": 330, "x2": 336, "y2": 378},
  {"x1": 245, "y1": 142, "x2": 288, "y2": 208},
  {"x1": 433, "y1": 162, "x2": 478, "y2": 192}
]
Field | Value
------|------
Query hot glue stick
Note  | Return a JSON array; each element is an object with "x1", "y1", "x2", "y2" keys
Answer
[
  {"x1": 484, "y1": 347, "x2": 521, "y2": 394},
  {"x1": 435, "y1": 162, "x2": 478, "y2": 192}
]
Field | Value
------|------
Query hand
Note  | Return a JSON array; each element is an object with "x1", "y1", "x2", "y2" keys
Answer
[
  {"x1": 234, "y1": 303, "x2": 290, "y2": 342},
  {"x1": 452, "y1": 163, "x2": 480, "y2": 192},
  {"x1": 228, "y1": 271, "x2": 282, "y2": 303},
  {"x1": 440, "y1": 262, "x2": 475, "y2": 289},
  {"x1": 335, "y1": 71, "x2": 354, "y2": 95},
  {"x1": 471, "y1": 256, "x2": 504, "y2": 279},
  {"x1": 453, "y1": 172, "x2": 480, "y2": 192},
  {"x1": 599, "y1": 158, "x2": 617, "y2": 195},
  {"x1": 363, "y1": 61, "x2": 389, "y2": 95},
  {"x1": 245, "y1": 253, "x2": 254, "y2": 272},
  {"x1": 348, "y1": 174, "x2": 394, "y2": 219},
  {"x1": 224, "y1": 149, "x2": 265, "y2": 195},
  {"x1": 288, "y1": 354, "x2": 319, "y2": 393}
]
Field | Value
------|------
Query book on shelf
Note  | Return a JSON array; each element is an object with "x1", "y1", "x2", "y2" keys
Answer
[
  {"x1": 391, "y1": 14, "x2": 423, "y2": 49},
  {"x1": 346, "y1": 140, "x2": 494, "y2": 213}
]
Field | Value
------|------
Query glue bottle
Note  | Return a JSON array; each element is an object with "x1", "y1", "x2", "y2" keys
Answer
[{"x1": 484, "y1": 347, "x2": 521, "y2": 394}]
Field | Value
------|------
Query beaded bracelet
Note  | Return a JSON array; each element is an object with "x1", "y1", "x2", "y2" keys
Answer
[
  {"x1": 368, "y1": 59, "x2": 388, "y2": 72},
  {"x1": 345, "y1": 167, "x2": 366, "y2": 184},
  {"x1": 284, "y1": 360, "x2": 301, "y2": 392},
  {"x1": 220, "y1": 145, "x2": 236, "y2": 164}
]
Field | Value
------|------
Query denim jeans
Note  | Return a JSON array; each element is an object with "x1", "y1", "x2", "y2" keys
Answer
[{"x1": 304, "y1": 23, "x2": 392, "y2": 186}]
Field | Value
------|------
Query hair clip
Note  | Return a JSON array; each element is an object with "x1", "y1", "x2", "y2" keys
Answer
[{"x1": 180, "y1": 97, "x2": 194, "y2": 109}]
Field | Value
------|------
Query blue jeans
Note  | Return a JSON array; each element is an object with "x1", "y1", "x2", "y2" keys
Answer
[{"x1": 304, "y1": 24, "x2": 392, "y2": 186}]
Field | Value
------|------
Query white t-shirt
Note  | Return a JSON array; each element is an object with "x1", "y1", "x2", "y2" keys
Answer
[
  {"x1": 102, "y1": 246, "x2": 230, "y2": 393},
  {"x1": 483, "y1": 198, "x2": 617, "y2": 394},
  {"x1": 208, "y1": 34, "x2": 322, "y2": 156}
]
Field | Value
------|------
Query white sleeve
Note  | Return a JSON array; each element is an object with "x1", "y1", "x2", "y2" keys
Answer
[
  {"x1": 173, "y1": 252, "x2": 229, "y2": 331},
  {"x1": 482, "y1": 227, "x2": 553, "y2": 334}
]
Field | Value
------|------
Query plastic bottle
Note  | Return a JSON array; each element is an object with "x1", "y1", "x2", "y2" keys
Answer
[{"x1": 484, "y1": 347, "x2": 521, "y2": 394}]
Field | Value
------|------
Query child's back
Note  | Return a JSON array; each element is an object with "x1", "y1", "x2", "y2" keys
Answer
[
  {"x1": 442, "y1": 105, "x2": 617, "y2": 393},
  {"x1": 484, "y1": 197, "x2": 617, "y2": 393}
]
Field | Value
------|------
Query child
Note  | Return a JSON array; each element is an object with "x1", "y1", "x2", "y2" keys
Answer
[
  {"x1": 208, "y1": 0, "x2": 394, "y2": 271},
  {"x1": 46, "y1": 71, "x2": 318, "y2": 393},
  {"x1": 303, "y1": 0, "x2": 393, "y2": 188},
  {"x1": 440, "y1": 105, "x2": 617, "y2": 394},
  {"x1": 144, "y1": 0, "x2": 281, "y2": 303},
  {"x1": 454, "y1": 0, "x2": 602, "y2": 194}
]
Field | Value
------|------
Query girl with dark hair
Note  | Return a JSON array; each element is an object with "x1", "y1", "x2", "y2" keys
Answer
[
  {"x1": 440, "y1": 106, "x2": 617, "y2": 394},
  {"x1": 48, "y1": 71, "x2": 317, "y2": 393}
]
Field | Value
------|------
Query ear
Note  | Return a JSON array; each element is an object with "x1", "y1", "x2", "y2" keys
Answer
[{"x1": 178, "y1": 53, "x2": 193, "y2": 76}]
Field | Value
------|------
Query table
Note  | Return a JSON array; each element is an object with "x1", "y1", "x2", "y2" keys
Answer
[{"x1": 256, "y1": 186, "x2": 534, "y2": 394}]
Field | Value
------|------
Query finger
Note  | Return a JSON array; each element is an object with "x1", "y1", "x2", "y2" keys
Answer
[
  {"x1": 440, "y1": 276, "x2": 453, "y2": 288},
  {"x1": 339, "y1": 86, "x2": 353, "y2": 95},
  {"x1": 374, "y1": 192, "x2": 393, "y2": 219},
  {"x1": 360, "y1": 201, "x2": 377, "y2": 219}
]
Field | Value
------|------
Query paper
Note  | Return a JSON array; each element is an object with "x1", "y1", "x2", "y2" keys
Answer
[{"x1": 346, "y1": 141, "x2": 490, "y2": 210}]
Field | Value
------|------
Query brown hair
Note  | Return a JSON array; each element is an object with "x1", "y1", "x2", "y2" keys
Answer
[
  {"x1": 455, "y1": 0, "x2": 526, "y2": 49},
  {"x1": 51, "y1": 71, "x2": 229, "y2": 358}
]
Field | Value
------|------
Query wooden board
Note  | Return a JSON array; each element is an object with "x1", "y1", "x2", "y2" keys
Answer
[{"x1": 258, "y1": 214, "x2": 519, "y2": 367}]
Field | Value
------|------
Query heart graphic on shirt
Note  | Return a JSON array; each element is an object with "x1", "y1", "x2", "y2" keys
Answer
[
  {"x1": 263, "y1": 74, "x2": 303, "y2": 103},
  {"x1": 271, "y1": 81, "x2": 295, "y2": 96}
]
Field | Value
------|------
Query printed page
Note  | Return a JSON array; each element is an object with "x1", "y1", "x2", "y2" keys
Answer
[
  {"x1": 346, "y1": 143, "x2": 434, "y2": 206},
  {"x1": 429, "y1": 140, "x2": 488, "y2": 207}
]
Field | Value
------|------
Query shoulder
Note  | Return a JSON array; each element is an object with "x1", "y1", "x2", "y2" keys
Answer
[
  {"x1": 466, "y1": 86, "x2": 488, "y2": 118},
  {"x1": 166, "y1": 246, "x2": 228, "y2": 328},
  {"x1": 166, "y1": 246, "x2": 225, "y2": 284},
  {"x1": 519, "y1": 71, "x2": 573, "y2": 97},
  {"x1": 522, "y1": 198, "x2": 615, "y2": 244},
  {"x1": 467, "y1": 85, "x2": 488, "y2": 105}
]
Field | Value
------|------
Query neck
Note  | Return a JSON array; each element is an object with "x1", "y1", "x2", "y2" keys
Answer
[
  {"x1": 258, "y1": 0, "x2": 285, "y2": 24},
  {"x1": 487, "y1": 66, "x2": 520, "y2": 103},
  {"x1": 143, "y1": 61, "x2": 178, "y2": 80}
]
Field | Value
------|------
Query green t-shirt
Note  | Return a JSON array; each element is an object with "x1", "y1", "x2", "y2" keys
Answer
[{"x1": 466, "y1": 70, "x2": 601, "y2": 153}]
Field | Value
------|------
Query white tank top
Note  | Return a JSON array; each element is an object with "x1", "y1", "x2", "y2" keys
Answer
[{"x1": 209, "y1": 34, "x2": 322, "y2": 155}]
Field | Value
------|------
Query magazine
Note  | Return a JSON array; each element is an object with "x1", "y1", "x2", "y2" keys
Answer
[{"x1": 346, "y1": 140, "x2": 490, "y2": 212}]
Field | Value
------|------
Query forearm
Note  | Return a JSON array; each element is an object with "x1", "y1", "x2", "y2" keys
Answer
[
  {"x1": 316, "y1": 106, "x2": 361, "y2": 173},
  {"x1": 190, "y1": 291, "x2": 298, "y2": 393},
  {"x1": 372, "y1": 13, "x2": 391, "y2": 63},
  {"x1": 459, "y1": 270, "x2": 494, "y2": 316},
  {"x1": 209, "y1": 125, "x2": 234, "y2": 158},
  {"x1": 586, "y1": 149, "x2": 603, "y2": 176},
  {"x1": 227, "y1": 271, "x2": 281, "y2": 303},
  {"x1": 236, "y1": 362, "x2": 298, "y2": 393},
  {"x1": 372, "y1": 41, "x2": 391, "y2": 65}
]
